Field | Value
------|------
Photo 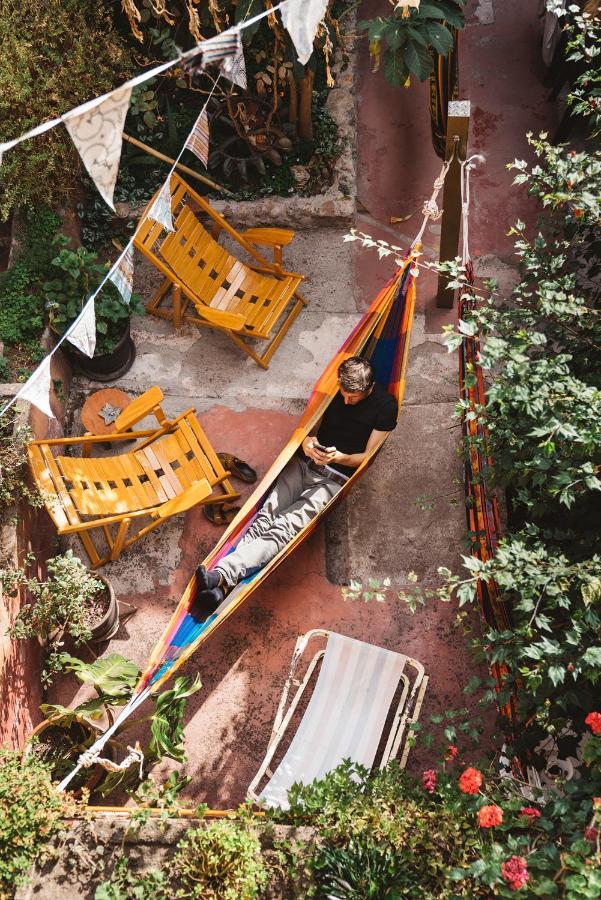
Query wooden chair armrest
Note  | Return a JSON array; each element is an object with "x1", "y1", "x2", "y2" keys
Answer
[
  {"x1": 182, "y1": 290, "x2": 246, "y2": 331},
  {"x1": 242, "y1": 227, "x2": 295, "y2": 248},
  {"x1": 156, "y1": 479, "x2": 212, "y2": 519},
  {"x1": 114, "y1": 386, "x2": 167, "y2": 433}
]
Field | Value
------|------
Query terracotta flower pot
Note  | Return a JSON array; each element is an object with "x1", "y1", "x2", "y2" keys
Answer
[
  {"x1": 24, "y1": 717, "x2": 107, "y2": 796},
  {"x1": 89, "y1": 574, "x2": 119, "y2": 643}
]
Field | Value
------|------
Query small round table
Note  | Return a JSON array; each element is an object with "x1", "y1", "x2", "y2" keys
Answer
[{"x1": 81, "y1": 387, "x2": 131, "y2": 438}]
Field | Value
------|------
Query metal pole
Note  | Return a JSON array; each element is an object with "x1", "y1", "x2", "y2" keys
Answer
[{"x1": 436, "y1": 100, "x2": 470, "y2": 308}]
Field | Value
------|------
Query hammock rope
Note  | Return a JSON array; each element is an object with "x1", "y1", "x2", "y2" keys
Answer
[
  {"x1": 78, "y1": 742, "x2": 145, "y2": 778},
  {"x1": 410, "y1": 154, "x2": 455, "y2": 254}
]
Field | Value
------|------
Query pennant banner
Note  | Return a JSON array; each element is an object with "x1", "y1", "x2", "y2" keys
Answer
[
  {"x1": 282, "y1": 0, "x2": 328, "y2": 66},
  {"x1": 19, "y1": 356, "x2": 55, "y2": 419},
  {"x1": 149, "y1": 182, "x2": 175, "y2": 232},
  {"x1": 202, "y1": 29, "x2": 247, "y2": 89},
  {"x1": 66, "y1": 298, "x2": 97, "y2": 358},
  {"x1": 63, "y1": 86, "x2": 132, "y2": 210},
  {"x1": 185, "y1": 109, "x2": 210, "y2": 167},
  {"x1": 109, "y1": 244, "x2": 135, "y2": 304}
]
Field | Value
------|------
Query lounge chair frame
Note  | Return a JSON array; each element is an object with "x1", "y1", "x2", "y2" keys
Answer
[
  {"x1": 134, "y1": 174, "x2": 308, "y2": 368},
  {"x1": 27, "y1": 386, "x2": 240, "y2": 568},
  {"x1": 248, "y1": 629, "x2": 429, "y2": 803}
]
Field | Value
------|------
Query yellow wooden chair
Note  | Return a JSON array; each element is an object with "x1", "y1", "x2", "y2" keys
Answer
[
  {"x1": 133, "y1": 173, "x2": 308, "y2": 368},
  {"x1": 27, "y1": 386, "x2": 240, "y2": 568}
]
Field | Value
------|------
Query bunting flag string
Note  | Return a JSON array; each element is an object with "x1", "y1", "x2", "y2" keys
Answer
[
  {"x1": 149, "y1": 182, "x2": 175, "y2": 232},
  {"x1": 65, "y1": 297, "x2": 97, "y2": 359},
  {"x1": 109, "y1": 243, "x2": 135, "y2": 304},
  {"x1": 282, "y1": 0, "x2": 328, "y2": 66},
  {"x1": 185, "y1": 109, "x2": 210, "y2": 167},
  {"x1": 0, "y1": 1, "x2": 293, "y2": 420},
  {"x1": 18, "y1": 357, "x2": 55, "y2": 420},
  {"x1": 63, "y1": 86, "x2": 132, "y2": 210}
]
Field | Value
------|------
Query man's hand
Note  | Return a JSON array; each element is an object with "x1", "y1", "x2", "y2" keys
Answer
[{"x1": 303, "y1": 436, "x2": 336, "y2": 465}]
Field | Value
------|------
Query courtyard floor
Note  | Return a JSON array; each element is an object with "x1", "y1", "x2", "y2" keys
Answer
[{"x1": 49, "y1": 0, "x2": 557, "y2": 807}]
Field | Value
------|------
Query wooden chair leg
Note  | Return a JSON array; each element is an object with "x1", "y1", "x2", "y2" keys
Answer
[
  {"x1": 111, "y1": 517, "x2": 131, "y2": 561},
  {"x1": 147, "y1": 277, "x2": 172, "y2": 313},
  {"x1": 173, "y1": 283, "x2": 183, "y2": 330},
  {"x1": 78, "y1": 530, "x2": 102, "y2": 569}
]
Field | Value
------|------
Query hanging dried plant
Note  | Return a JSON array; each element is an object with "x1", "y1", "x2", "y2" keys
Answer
[
  {"x1": 121, "y1": 0, "x2": 144, "y2": 43},
  {"x1": 186, "y1": 0, "x2": 203, "y2": 42}
]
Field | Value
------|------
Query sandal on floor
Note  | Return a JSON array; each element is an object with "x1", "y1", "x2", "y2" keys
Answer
[
  {"x1": 203, "y1": 503, "x2": 241, "y2": 526},
  {"x1": 217, "y1": 452, "x2": 257, "y2": 484}
]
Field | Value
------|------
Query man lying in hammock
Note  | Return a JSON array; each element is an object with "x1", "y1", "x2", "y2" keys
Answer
[{"x1": 195, "y1": 356, "x2": 398, "y2": 609}]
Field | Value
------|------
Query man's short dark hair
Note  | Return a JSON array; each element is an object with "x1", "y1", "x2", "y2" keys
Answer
[{"x1": 338, "y1": 356, "x2": 375, "y2": 393}]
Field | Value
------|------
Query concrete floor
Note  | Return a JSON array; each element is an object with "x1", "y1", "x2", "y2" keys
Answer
[{"x1": 52, "y1": 0, "x2": 557, "y2": 807}]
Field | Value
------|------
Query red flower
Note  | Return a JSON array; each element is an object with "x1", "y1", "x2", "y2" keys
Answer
[
  {"x1": 585, "y1": 711, "x2": 601, "y2": 734},
  {"x1": 574, "y1": 208, "x2": 584, "y2": 218},
  {"x1": 445, "y1": 744, "x2": 458, "y2": 761},
  {"x1": 478, "y1": 804, "x2": 503, "y2": 828},
  {"x1": 422, "y1": 769, "x2": 437, "y2": 794},
  {"x1": 459, "y1": 767, "x2": 483, "y2": 795},
  {"x1": 584, "y1": 825, "x2": 598, "y2": 844},
  {"x1": 520, "y1": 806, "x2": 541, "y2": 823},
  {"x1": 501, "y1": 856, "x2": 529, "y2": 891}
]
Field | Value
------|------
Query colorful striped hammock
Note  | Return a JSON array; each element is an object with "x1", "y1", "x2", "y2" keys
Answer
[
  {"x1": 459, "y1": 265, "x2": 517, "y2": 733},
  {"x1": 58, "y1": 257, "x2": 417, "y2": 790}
]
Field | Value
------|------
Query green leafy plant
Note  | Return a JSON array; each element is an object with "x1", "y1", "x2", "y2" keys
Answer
[
  {"x1": 40, "y1": 652, "x2": 201, "y2": 797},
  {"x1": 44, "y1": 235, "x2": 144, "y2": 357},
  {"x1": 166, "y1": 820, "x2": 268, "y2": 900},
  {"x1": 0, "y1": 207, "x2": 61, "y2": 366},
  {"x1": 358, "y1": 1, "x2": 466, "y2": 87},
  {"x1": 0, "y1": 747, "x2": 82, "y2": 898},
  {"x1": 0, "y1": 0, "x2": 133, "y2": 218},
  {"x1": 3, "y1": 550, "x2": 106, "y2": 683}
]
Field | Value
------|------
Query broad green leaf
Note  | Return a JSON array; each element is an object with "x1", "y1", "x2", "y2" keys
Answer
[
  {"x1": 425, "y1": 21, "x2": 454, "y2": 56},
  {"x1": 63, "y1": 653, "x2": 140, "y2": 697},
  {"x1": 405, "y1": 41, "x2": 433, "y2": 81},
  {"x1": 383, "y1": 48, "x2": 408, "y2": 87}
]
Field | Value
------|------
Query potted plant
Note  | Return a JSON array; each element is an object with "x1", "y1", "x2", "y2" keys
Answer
[
  {"x1": 38, "y1": 652, "x2": 201, "y2": 797},
  {"x1": 44, "y1": 234, "x2": 144, "y2": 381},
  {"x1": 3, "y1": 549, "x2": 119, "y2": 684}
]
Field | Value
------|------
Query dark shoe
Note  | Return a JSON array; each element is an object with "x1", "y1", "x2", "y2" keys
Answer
[
  {"x1": 217, "y1": 452, "x2": 257, "y2": 484},
  {"x1": 196, "y1": 586, "x2": 225, "y2": 613},
  {"x1": 203, "y1": 503, "x2": 241, "y2": 526},
  {"x1": 195, "y1": 565, "x2": 221, "y2": 591}
]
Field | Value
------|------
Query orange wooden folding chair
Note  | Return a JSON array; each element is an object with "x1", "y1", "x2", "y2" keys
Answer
[
  {"x1": 133, "y1": 174, "x2": 308, "y2": 368},
  {"x1": 27, "y1": 386, "x2": 240, "y2": 568}
]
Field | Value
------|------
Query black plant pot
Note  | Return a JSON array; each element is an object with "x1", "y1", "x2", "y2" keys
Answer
[{"x1": 69, "y1": 320, "x2": 136, "y2": 382}]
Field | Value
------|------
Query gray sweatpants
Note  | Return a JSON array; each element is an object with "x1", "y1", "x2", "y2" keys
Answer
[{"x1": 215, "y1": 455, "x2": 343, "y2": 588}]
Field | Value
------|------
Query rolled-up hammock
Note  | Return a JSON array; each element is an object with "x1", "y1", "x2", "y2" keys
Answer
[{"x1": 58, "y1": 257, "x2": 417, "y2": 790}]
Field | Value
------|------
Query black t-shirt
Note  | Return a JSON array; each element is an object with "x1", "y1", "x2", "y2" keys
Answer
[{"x1": 314, "y1": 384, "x2": 398, "y2": 475}]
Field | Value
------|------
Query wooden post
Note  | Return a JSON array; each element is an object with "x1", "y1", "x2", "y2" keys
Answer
[{"x1": 436, "y1": 101, "x2": 470, "y2": 308}]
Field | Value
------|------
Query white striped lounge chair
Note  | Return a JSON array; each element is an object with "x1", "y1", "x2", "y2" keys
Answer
[{"x1": 248, "y1": 629, "x2": 429, "y2": 809}]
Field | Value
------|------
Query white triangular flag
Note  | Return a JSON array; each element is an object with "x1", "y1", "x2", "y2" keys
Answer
[
  {"x1": 19, "y1": 356, "x2": 55, "y2": 419},
  {"x1": 63, "y1": 86, "x2": 132, "y2": 210},
  {"x1": 282, "y1": 0, "x2": 328, "y2": 66},
  {"x1": 66, "y1": 297, "x2": 96, "y2": 358},
  {"x1": 225, "y1": 33, "x2": 247, "y2": 90},
  {"x1": 109, "y1": 244, "x2": 135, "y2": 304},
  {"x1": 149, "y1": 182, "x2": 174, "y2": 232},
  {"x1": 185, "y1": 109, "x2": 210, "y2": 167}
]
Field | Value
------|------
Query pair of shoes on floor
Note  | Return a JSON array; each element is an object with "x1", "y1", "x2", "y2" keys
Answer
[{"x1": 192, "y1": 564, "x2": 225, "y2": 613}]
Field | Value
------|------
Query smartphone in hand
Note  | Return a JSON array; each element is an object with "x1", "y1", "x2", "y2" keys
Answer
[{"x1": 313, "y1": 441, "x2": 335, "y2": 454}]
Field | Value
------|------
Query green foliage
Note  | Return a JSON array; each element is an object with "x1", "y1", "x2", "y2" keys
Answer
[
  {"x1": 0, "y1": 0, "x2": 133, "y2": 217},
  {"x1": 0, "y1": 419, "x2": 43, "y2": 522},
  {"x1": 3, "y1": 550, "x2": 105, "y2": 683},
  {"x1": 44, "y1": 235, "x2": 144, "y2": 357},
  {"x1": 278, "y1": 759, "x2": 601, "y2": 898},
  {"x1": 38, "y1": 650, "x2": 201, "y2": 797},
  {"x1": 563, "y1": 3, "x2": 601, "y2": 139},
  {"x1": 358, "y1": 1, "x2": 465, "y2": 87},
  {"x1": 0, "y1": 747, "x2": 80, "y2": 898},
  {"x1": 0, "y1": 207, "x2": 61, "y2": 351},
  {"x1": 166, "y1": 820, "x2": 268, "y2": 900}
]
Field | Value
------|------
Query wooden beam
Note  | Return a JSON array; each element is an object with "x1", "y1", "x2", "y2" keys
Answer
[
  {"x1": 122, "y1": 133, "x2": 235, "y2": 197},
  {"x1": 436, "y1": 101, "x2": 471, "y2": 309}
]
